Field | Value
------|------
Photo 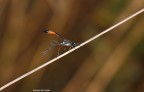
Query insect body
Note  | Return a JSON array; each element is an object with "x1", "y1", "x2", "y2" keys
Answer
[{"x1": 43, "y1": 29, "x2": 79, "y2": 56}]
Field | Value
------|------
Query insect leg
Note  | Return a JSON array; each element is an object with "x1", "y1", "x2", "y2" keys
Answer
[
  {"x1": 63, "y1": 47, "x2": 67, "y2": 52},
  {"x1": 69, "y1": 46, "x2": 72, "y2": 50},
  {"x1": 57, "y1": 46, "x2": 63, "y2": 56}
]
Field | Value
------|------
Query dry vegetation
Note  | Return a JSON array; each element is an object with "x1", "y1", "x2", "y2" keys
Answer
[{"x1": 0, "y1": 0, "x2": 144, "y2": 92}]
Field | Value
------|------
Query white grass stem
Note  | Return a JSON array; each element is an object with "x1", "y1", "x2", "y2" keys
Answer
[{"x1": 0, "y1": 8, "x2": 144, "y2": 91}]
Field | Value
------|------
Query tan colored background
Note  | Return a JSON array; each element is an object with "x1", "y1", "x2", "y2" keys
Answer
[{"x1": 0, "y1": 0, "x2": 144, "y2": 92}]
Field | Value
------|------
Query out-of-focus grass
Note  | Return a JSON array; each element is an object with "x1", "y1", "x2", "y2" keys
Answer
[{"x1": 0, "y1": 0, "x2": 144, "y2": 92}]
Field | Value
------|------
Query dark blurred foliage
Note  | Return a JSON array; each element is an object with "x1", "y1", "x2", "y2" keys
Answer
[{"x1": 0, "y1": 0, "x2": 144, "y2": 92}]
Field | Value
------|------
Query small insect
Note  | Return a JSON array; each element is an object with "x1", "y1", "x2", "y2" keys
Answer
[{"x1": 43, "y1": 29, "x2": 79, "y2": 56}]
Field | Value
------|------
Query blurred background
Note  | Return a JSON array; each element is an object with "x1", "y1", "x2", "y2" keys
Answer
[{"x1": 0, "y1": 0, "x2": 144, "y2": 92}]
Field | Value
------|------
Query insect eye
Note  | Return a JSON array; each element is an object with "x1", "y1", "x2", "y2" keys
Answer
[{"x1": 71, "y1": 42, "x2": 75, "y2": 45}]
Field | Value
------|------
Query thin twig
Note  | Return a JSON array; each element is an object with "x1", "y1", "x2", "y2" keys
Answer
[{"x1": 0, "y1": 8, "x2": 144, "y2": 91}]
